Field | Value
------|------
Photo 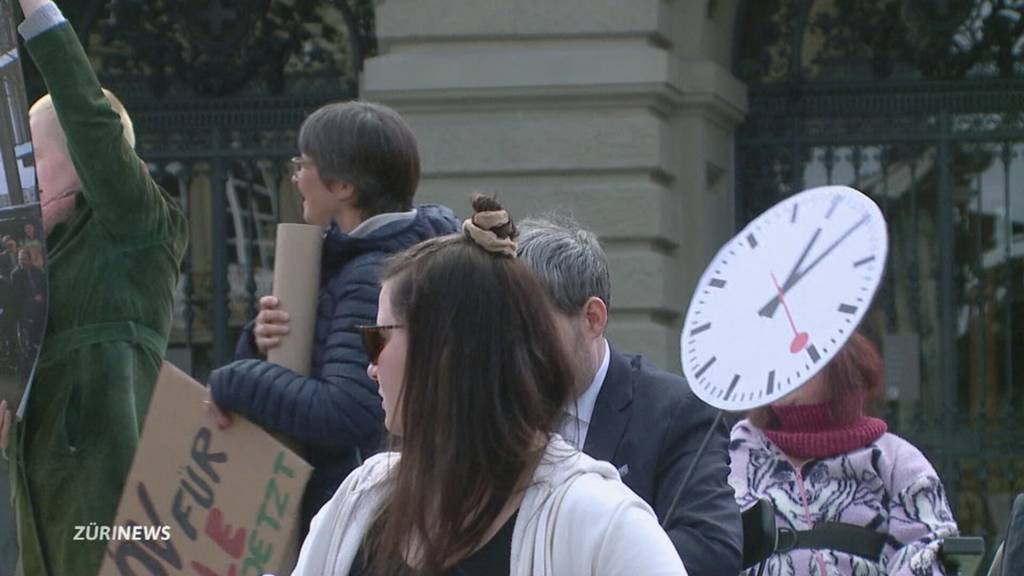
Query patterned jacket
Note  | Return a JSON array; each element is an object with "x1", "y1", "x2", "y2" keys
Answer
[{"x1": 729, "y1": 420, "x2": 959, "y2": 576}]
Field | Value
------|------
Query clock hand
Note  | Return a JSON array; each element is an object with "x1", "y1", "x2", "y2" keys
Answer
[
  {"x1": 796, "y1": 213, "x2": 869, "y2": 280},
  {"x1": 758, "y1": 228, "x2": 821, "y2": 318},
  {"x1": 758, "y1": 214, "x2": 869, "y2": 317},
  {"x1": 771, "y1": 272, "x2": 809, "y2": 354}
]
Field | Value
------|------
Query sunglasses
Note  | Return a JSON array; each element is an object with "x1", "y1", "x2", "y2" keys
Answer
[{"x1": 356, "y1": 324, "x2": 404, "y2": 364}]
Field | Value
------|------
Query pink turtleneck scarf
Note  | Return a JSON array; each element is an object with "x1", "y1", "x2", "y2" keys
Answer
[{"x1": 764, "y1": 403, "x2": 887, "y2": 459}]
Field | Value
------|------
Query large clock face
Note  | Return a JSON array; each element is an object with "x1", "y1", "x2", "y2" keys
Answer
[{"x1": 681, "y1": 185, "x2": 889, "y2": 411}]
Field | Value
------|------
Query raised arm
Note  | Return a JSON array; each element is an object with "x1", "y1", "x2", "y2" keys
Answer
[
  {"x1": 19, "y1": 1, "x2": 173, "y2": 239},
  {"x1": 17, "y1": 0, "x2": 46, "y2": 22}
]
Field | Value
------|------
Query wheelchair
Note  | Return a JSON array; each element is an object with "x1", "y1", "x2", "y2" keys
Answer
[{"x1": 741, "y1": 497, "x2": 987, "y2": 576}]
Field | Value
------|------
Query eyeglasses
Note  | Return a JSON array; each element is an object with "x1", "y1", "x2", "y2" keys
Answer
[
  {"x1": 356, "y1": 324, "x2": 405, "y2": 364},
  {"x1": 289, "y1": 156, "x2": 314, "y2": 175}
]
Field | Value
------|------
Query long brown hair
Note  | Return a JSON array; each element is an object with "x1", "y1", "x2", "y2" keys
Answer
[
  {"x1": 366, "y1": 195, "x2": 575, "y2": 575},
  {"x1": 750, "y1": 331, "x2": 884, "y2": 428}
]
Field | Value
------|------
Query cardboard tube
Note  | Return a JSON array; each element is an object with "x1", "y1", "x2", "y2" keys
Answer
[{"x1": 267, "y1": 223, "x2": 322, "y2": 376}]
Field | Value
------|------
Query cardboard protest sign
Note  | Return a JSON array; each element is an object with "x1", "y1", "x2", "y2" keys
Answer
[{"x1": 100, "y1": 363, "x2": 311, "y2": 576}]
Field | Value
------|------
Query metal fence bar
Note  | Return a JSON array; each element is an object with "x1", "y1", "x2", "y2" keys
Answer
[
  {"x1": 210, "y1": 128, "x2": 230, "y2": 368},
  {"x1": 937, "y1": 112, "x2": 960, "y2": 501},
  {"x1": 244, "y1": 165, "x2": 259, "y2": 323},
  {"x1": 973, "y1": 152, "x2": 986, "y2": 416}
]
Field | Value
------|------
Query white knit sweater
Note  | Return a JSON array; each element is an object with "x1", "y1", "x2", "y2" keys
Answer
[{"x1": 292, "y1": 435, "x2": 687, "y2": 576}]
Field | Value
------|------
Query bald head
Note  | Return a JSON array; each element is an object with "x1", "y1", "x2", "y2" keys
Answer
[
  {"x1": 29, "y1": 88, "x2": 136, "y2": 235},
  {"x1": 29, "y1": 89, "x2": 136, "y2": 149}
]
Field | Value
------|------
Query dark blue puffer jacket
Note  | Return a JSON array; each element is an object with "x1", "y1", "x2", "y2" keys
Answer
[{"x1": 208, "y1": 204, "x2": 459, "y2": 531}]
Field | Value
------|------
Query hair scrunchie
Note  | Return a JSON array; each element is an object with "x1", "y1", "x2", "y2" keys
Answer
[{"x1": 463, "y1": 210, "x2": 517, "y2": 257}]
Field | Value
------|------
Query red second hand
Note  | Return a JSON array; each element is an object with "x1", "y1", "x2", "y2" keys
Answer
[{"x1": 771, "y1": 272, "x2": 810, "y2": 354}]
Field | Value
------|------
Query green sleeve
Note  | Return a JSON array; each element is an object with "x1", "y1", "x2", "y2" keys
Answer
[{"x1": 25, "y1": 22, "x2": 173, "y2": 240}]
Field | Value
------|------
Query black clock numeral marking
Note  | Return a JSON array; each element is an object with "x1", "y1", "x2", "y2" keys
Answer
[
  {"x1": 853, "y1": 255, "x2": 875, "y2": 268},
  {"x1": 807, "y1": 344, "x2": 821, "y2": 363},
  {"x1": 826, "y1": 196, "x2": 842, "y2": 219},
  {"x1": 791, "y1": 203, "x2": 799, "y2": 223},
  {"x1": 766, "y1": 370, "x2": 775, "y2": 395},
  {"x1": 694, "y1": 356, "x2": 716, "y2": 380},
  {"x1": 709, "y1": 278, "x2": 727, "y2": 289},
  {"x1": 747, "y1": 234, "x2": 758, "y2": 249},
  {"x1": 690, "y1": 322, "x2": 711, "y2": 336},
  {"x1": 723, "y1": 374, "x2": 740, "y2": 401},
  {"x1": 838, "y1": 303, "x2": 858, "y2": 314}
]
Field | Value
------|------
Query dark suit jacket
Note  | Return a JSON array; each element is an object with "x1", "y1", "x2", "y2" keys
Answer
[{"x1": 584, "y1": 346, "x2": 743, "y2": 576}]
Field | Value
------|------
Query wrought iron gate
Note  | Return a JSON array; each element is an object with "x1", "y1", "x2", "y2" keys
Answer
[
  {"x1": 130, "y1": 99, "x2": 334, "y2": 379},
  {"x1": 735, "y1": 0, "x2": 1024, "y2": 558},
  {"x1": 38, "y1": 0, "x2": 378, "y2": 380}
]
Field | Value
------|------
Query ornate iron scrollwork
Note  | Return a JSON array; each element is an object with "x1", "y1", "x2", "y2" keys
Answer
[
  {"x1": 94, "y1": 0, "x2": 374, "y2": 97},
  {"x1": 739, "y1": 0, "x2": 1024, "y2": 84}
]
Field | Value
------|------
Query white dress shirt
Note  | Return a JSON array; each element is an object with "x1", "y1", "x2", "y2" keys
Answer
[{"x1": 560, "y1": 338, "x2": 610, "y2": 450}]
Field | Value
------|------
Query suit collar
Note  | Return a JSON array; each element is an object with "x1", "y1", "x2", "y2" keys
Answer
[{"x1": 582, "y1": 345, "x2": 635, "y2": 462}]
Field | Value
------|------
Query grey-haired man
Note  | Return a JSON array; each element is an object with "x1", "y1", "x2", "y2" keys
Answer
[{"x1": 518, "y1": 215, "x2": 743, "y2": 576}]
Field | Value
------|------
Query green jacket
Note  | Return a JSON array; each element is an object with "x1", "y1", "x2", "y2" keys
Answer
[{"x1": 9, "y1": 21, "x2": 188, "y2": 576}]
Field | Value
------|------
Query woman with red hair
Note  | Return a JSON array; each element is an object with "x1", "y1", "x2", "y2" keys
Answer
[{"x1": 729, "y1": 333, "x2": 959, "y2": 575}]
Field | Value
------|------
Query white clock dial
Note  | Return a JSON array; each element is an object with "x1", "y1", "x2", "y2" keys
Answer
[{"x1": 680, "y1": 185, "x2": 889, "y2": 411}]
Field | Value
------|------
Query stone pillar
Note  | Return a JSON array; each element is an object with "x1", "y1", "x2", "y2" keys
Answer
[{"x1": 363, "y1": 0, "x2": 747, "y2": 371}]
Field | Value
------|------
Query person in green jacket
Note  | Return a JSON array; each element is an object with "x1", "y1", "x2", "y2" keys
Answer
[{"x1": 2, "y1": 1, "x2": 189, "y2": 575}]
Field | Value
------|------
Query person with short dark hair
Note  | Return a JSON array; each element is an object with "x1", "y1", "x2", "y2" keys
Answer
[
  {"x1": 516, "y1": 214, "x2": 743, "y2": 576},
  {"x1": 730, "y1": 333, "x2": 959, "y2": 575},
  {"x1": 296, "y1": 101, "x2": 420, "y2": 222},
  {"x1": 293, "y1": 196, "x2": 687, "y2": 576},
  {"x1": 207, "y1": 100, "x2": 459, "y2": 536}
]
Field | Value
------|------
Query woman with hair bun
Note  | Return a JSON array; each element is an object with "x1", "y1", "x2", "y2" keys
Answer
[
  {"x1": 729, "y1": 332, "x2": 959, "y2": 575},
  {"x1": 292, "y1": 195, "x2": 687, "y2": 576}
]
